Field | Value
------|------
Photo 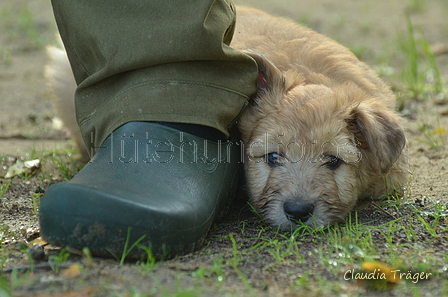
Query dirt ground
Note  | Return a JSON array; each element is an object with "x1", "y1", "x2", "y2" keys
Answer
[{"x1": 1, "y1": 0, "x2": 448, "y2": 296}]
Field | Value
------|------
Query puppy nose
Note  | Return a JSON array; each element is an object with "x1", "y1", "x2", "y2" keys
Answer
[{"x1": 283, "y1": 201, "x2": 314, "y2": 223}]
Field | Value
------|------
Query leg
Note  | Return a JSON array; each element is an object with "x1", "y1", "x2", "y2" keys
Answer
[
  {"x1": 51, "y1": 0, "x2": 257, "y2": 149},
  {"x1": 39, "y1": 0, "x2": 257, "y2": 259}
]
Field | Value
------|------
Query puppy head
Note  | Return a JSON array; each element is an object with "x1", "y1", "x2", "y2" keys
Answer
[{"x1": 239, "y1": 51, "x2": 406, "y2": 230}]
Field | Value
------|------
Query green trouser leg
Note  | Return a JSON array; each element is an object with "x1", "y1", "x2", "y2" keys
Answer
[{"x1": 51, "y1": 0, "x2": 258, "y2": 151}]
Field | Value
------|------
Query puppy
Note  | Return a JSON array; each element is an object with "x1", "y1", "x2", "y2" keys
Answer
[
  {"x1": 45, "y1": 6, "x2": 410, "y2": 230},
  {"x1": 232, "y1": 7, "x2": 409, "y2": 229}
]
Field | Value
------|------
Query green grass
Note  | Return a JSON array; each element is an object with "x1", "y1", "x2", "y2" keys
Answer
[
  {"x1": 27, "y1": 148, "x2": 83, "y2": 182},
  {"x1": 413, "y1": 198, "x2": 448, "y2": 235},
  {"x1": 416, "y1": 117, "x2": 446, "y2": 151},
  {"x1": 0, "y1": 181, "x2": 11, "y2": 201},
  {"x1": 420, "y1": 36, "x2": 444, "y2": 94},
  {"x1": 228, "y1": 234, "x2": 255, "y2": 295},
  {"x1": 59, "y1": 178, "x2": 445, "y2": 295},
  {"x1": 2, "y1": 176, "x2": 446, "y2": 296},
  {"x1": 0, "y1": 2, "x2": 46, "y2": 49},
  {"x1": 48, "y1": 247, "x2": 70, "y2": 274},
  {"x1": 396, "y1": 11, "x2": 446, "y2": 108},
  {"x1": 38, "y1": 148, "x2": 84, "y2": 181},
  {"x1": 407, "y1": 0, "x2": 427, "y2": 13},
  {"x1": 0, "y1": 48, "x2": 12, "y2": 66},
  {"x1": 0, "y1": 273, "x2": 11, "y2": 297},
  {"x1": 119, "y1": 229, "x2": 147, "y2": 265}
]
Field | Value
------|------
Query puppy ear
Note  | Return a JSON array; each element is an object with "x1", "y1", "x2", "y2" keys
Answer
[
  {"x1": 347, "y1": 102, "x2": 406, "y2": 175},
  {"x1": 243, "y1": 50, "x2": 285, "y2": 94}
]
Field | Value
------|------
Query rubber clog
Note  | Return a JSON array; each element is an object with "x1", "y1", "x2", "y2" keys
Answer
[{"x1": 39, "y1": 122, "x2": 242, "y2": 259}]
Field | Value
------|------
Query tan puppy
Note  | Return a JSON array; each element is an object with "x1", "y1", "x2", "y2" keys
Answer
[
  {"x1": 45, "y1": 39, "x2": 88, "y2": 161},
  {"x1": 45, "y1": 6, "x2": 410, "y2": 230},
  {"x1": 232, "y1": 7, "x2": 409, "y2": 229}
]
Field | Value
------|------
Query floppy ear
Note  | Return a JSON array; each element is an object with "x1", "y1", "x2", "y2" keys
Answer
[
  {"x1": 243, "y1": 50, "x2": 285, "y2": 95},
  {"x1": 347, "y1": 102, "x2": 406, "y2": 175}
]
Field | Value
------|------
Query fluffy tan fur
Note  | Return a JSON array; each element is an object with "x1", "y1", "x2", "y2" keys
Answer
[
  {"x1": 232, "y1": 7, "x2": 410, "y2": 229},
  {"x1": 45, "y1": 38, "x2": 88, "y2": 161}
]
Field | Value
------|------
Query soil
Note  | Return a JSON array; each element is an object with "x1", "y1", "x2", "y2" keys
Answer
[{"x1": 1, "y1": 0, "x2": 448, "y2": 296}]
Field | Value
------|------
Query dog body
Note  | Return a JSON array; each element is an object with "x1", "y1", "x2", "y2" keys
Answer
[
  {"x1": 232, "y1": 7, "x2": 409, "y2": 229},
  {"x1": 46, "y1": 6, "x2": 409, "y2": 230},
  {"x1": 45, "y1": 42, "x2": 88, "y2": 161}
]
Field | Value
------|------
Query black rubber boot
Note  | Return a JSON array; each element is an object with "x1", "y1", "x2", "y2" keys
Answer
[{"x1": 39, "y1": 122, "x2": 242, "y2": 260}]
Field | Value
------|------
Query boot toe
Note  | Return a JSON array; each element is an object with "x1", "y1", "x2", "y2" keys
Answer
[{"x1": 39, "y1": 122, "x2": 242, "y2": 259}]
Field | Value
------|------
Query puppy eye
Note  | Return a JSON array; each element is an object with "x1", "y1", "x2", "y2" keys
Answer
[
  {"x1": 323, "y1": 155, "x2": 343, "y2": 170},
  {"x1": 266, "y1": 152, "x2": 283, "y2": 166}
]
